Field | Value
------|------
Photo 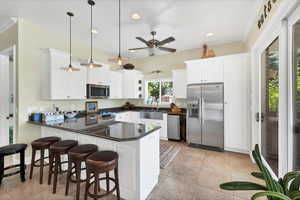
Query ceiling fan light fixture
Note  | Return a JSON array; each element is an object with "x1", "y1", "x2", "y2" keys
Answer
[
  {"x1": 206, "y1": 32, "x2": 214, "y2": 37},
  {"x1": 91, "y1": 28, "x2": 98, "y2": 34},
  {"x1": 131, "y1": 13, "x2": 141, "y2": 20}
]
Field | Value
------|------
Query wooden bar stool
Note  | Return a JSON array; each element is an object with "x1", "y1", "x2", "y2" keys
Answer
[
  {"x1": 0, "y1": 144, "x2": 27, "y2": 185},
  {"x1": 65, "y1": 144, "x2": 98, "y2": 200},
  {"x1": 48, "y1": 140, "x2": 78, "y2": 194},
  {"x1": 29, "y1": 136, "x2": 61, "y2": 184},
  {"x1": 84, "y1": 151, "x2": 120, "y2": 200}
]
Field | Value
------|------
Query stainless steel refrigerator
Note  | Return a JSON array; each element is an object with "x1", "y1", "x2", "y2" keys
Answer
[{"x1": 187, "y1": 83, "x2": 224, "y2": 151}]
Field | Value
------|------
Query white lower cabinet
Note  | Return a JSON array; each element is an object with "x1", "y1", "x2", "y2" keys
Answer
[
  {"x1": 115, "y1": 111, "x2": 168, "y2": 140},
  {"x1": 41, "y1": 126, "x2": 160, "y2": 200}
]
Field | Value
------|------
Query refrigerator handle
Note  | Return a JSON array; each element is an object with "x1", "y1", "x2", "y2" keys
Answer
[{"x1": 201, "y1": 97, "x2": 205, "y2": 124}]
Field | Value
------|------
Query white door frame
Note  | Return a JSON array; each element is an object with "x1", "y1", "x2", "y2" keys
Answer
[
  {"x1": 287, "y1": 4, "x2": 300, "y2": 172},
  {"x1": 0, "y1": 45, "x2": 17, "y2": 145},
  {"x1": 251, "y1": 0, "x2": 300, "y2": 177}
]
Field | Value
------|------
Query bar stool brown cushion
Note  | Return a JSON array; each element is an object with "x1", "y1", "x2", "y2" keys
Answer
[
  {"x1": 68, "y1": 144, "x2": 98, "y2": 159},
  {"x1": 0, "y1": 144, "x2": 27, "y2": 156},
  {"x1": 86, "y1": 151, "x2": 118, "y2": 172},
  {"x1": 50, "y1": 140, "x2": 78, "y2": 153},
  {"x1": 31, "y1": 137, "x2": 60, "y2": 148}
]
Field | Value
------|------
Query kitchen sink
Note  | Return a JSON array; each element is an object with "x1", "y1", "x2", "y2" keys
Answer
[{"x1": 140, "y1": 111, "x2": 163, "y2": 120}]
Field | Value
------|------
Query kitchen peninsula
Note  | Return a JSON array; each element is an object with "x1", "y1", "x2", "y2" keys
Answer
[{"x1": 29, "y1": 115, "x2": 161, "y2": 200}]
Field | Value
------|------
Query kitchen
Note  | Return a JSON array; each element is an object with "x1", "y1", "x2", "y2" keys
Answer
[{"x1": 1, "y1": 0, "x2": 300, "y2": 200}]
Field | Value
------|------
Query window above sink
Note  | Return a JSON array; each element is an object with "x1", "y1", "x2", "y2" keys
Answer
[{"x1": 144, "y1": 79, "x2": 173, "y2": 105}]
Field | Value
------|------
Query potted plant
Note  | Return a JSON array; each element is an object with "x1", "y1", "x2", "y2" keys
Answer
[{"x1": 220, "y1": 144, "x2": 300, "y2": 200}]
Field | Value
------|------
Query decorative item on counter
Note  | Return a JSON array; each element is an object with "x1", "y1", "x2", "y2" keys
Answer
[
  {"x1": 123, "y1": 63, "x2": 135, "y2": 70},
  {"x1": 30, "y1": 113, "x2": 42, "y2": 122},
  {"x1": 85, "y1": 114, "x2": 98, "y2": 125},
  {"x1": 41, "y1": 112, "x2": 64, "y2": 123},
  {"x1": 122, "y1": 102, "x2": 135, "y2": 110},
  {"x1": 170, "y1": 103, "x2": 182, "y2": 113},
  {"x1": 201, "y1": 44, "x2": 216, "y2": 59},
  {"x1": 64, "y1": 111, "x2": 78, "y2": 119},
  {"x1": 86, "y1": 101, "x2": 98, "y2": 113}
]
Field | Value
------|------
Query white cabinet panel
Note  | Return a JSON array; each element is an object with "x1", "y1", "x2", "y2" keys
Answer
[
  {"x1": 109, "y1": 71, "x2": 123, "y2": 99},
  {"x1": 186, "y1": 57, "x2": 223, "y2": 84},
  {"x1": 122, "y1": 70, "x2": 144, "y2": 99},
  {"x1": 87, "y1": 65, "x2": 110, "y2": 85},
  {"x1": 44, "y1": 49, "x2": 87, "y2": 100},
  {"x1": 172, "y1": 69, "x2": 187, "y2": 99},
  {"x1": 223, "y1": 54, "x2": 250, "y2": 153}
]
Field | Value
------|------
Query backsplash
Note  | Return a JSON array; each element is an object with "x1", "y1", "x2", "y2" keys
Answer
[
  {"x1": 129, "y1": 99, "x2": 187, "y2": 108},
  {"x1": 26, "y1": 99, "x2": 128, "y2": 114}
]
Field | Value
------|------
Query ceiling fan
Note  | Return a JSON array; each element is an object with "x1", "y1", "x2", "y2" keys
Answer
[{"x1": 129, "y1": 31, "x2": 176, "y2": 56}]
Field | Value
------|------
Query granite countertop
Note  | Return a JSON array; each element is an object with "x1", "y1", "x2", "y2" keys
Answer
[{"x1": 28, "y1": 114, "x2": 161, "y2": 142}]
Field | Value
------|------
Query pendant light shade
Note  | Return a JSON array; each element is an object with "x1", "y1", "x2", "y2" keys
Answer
[
  {"x1": 108, "y1": 0, "x2": 128, "y2": 66},
  {"x1": 61, "y1": 12, "x2": 80, "y2": 72},
  {"x1": 81, "y1": 0, "x2": 102, "y2": 68}
]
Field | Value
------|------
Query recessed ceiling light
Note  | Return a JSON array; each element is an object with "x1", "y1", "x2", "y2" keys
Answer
[
  {"x1": 129, "y1": 50, "x2": 135, "y2": 53},
  {"x1": 131, "y1": 13, "x2": 141, "y2": 20},
  {"x1": 91, "y1": 28, "x2": 98, "y2": 34},
  {"x1": 206, "y1": 32, "x2": 214, "y2": 37}
]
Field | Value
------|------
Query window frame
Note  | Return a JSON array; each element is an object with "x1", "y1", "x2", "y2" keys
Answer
[{"x1": 144, "y1": 79, "x2": 173, "y2": 105}]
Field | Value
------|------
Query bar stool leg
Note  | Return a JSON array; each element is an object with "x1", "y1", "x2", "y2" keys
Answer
[
  {"x1": 29, "y1": 147, "x2": 36, "y2": 179},
  {"x1": 65, "y1": 159, "x2": 72, "y2": 196},
  {"x1": 75, "y1": 161, "x2": 81, "y2": 200},
  {"x1": 115, "y1": 165, "x2": 120, "y2": 200},
  {"x1": 84, "y1": 171, "x2": 91, "y2": 200},
  {"x1": 94, "y1": 172, "x2": 99, "y2": 200},
  {"x1": 48, "y1": 151, "x2": 54, "y2": 185},
  {"x1": 53, "y1": 154, "x2": 59, "y2": 194},
  {"x1": 0, "y1": 156, "x2": 4, "y2": 185},
  {"x1": 106, "y1": 172, "x2": 109, "y2": 193},
  {"x1": 20, "y1": 149, "x2": 26, "y2": 182},
  {"x1": 40, "y1": 148, "x2": 45, "y2": 184}
]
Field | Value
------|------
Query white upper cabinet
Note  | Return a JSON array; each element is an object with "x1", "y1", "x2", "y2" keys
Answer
[
  {"x1": 87, "y1": 64, "x2": 110, "y2": 85},
  {"x1": 172, "y1": 69, "x2": 187, "y2": 99},
  {"x1": 43, "y1": 49, "x2": 87, "y2": 100},
  {"x1": 109, "y1": 71, "x2": 123, "y2": 99},
  {"x1": 185, "y1": 57, "x2": 224, "y2": 84},
  {"x1": 122, "y1": 70, "x2": 144, "y2": 99}
]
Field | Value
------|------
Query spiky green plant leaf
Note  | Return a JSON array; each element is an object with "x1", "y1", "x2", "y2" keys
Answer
[
  {"x1": 251, "y1": 172, "x2": 265, "y2": 180},
  {"x1": 220, "y1": 181, "x2": 267, "y2": 191},
  {"x1": 288, "y1": 191, "x2": 300, "y2": 199},
  {"x1": 251, "y1": 191, "x2": 292, "y2": 200},
  {"x1": 290, "y1": 175, "x2": 300, "y2": 191}
]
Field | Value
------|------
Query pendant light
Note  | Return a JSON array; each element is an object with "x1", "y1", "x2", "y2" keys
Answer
[
  {"x1": 108, "y1": 0, "x2": 128, "y2": 66},
  {"x1": 81, "y1": 0, "x2": 102, "y2": 68},
  {"x1": 61, "y1": 12, "x2": 80, "y2": 72}
]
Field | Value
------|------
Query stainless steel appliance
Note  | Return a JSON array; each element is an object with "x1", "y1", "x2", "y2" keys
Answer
[
  {"x1": 167, "y1": 114, "x2": 180, "y2": 140},
  {"x1": 86, "y1": 84, "x2": 110, "y2": 99},
  {"x1": 187, "y1": 83, "x2": 224, "y2": 151}
]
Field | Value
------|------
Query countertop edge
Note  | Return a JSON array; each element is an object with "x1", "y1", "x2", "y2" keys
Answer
[{"x1": 28, "y1": 121, "x2": 161, "y2": 142}]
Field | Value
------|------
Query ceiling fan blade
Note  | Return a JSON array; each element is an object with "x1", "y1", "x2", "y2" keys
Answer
[
  {"x1": 128, "y1": 47, "x2": 149, "y2": 51},
  {"x1": 158, "y1": 37, "x2": 175, "y2": 46},
  {"x1": 158, "y1": 47, "x2": 176, "y2": 53},
  {"x1": 136, "y1": 37, "x2": 150, "y2": 46}
]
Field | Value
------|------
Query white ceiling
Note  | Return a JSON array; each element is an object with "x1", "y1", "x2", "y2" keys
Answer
[{"x1": 0, "y1": 0, "x2": 261, "y2": 58}]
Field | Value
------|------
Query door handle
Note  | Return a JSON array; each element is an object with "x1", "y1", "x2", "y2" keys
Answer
[{"x1": 255, "y1": 112, "x2": 264, "y2": 122}]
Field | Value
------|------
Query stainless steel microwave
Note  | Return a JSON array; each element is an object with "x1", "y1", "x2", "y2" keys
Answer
[{"x1": 86, "y1": 84, "x2": 110, "y2": 99}]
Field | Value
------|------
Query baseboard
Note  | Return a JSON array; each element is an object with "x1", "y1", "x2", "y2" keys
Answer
[{"x1": 224, "y1": 147, "x2": 250, "y2": 155}]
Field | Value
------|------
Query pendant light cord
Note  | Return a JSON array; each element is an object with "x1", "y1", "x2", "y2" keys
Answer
[
  {"x1": 118, "y1": 0, "x2": 121, "y2": 57},
  {"x1": 90, "y1": 2, "x2": 93, "y2": 62},
  {"x1": 70, "y1": 14, "x2": 72, "y2": 66}
]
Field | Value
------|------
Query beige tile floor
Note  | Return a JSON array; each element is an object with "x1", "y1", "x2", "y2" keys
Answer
[{"x1": 0, "y1": 141, "x2": 263, "y2": 200}]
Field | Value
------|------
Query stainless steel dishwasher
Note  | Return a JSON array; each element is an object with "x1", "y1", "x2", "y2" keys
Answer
[{"x1": 167, "y1": 114, "x2": 180, "y2": 140}]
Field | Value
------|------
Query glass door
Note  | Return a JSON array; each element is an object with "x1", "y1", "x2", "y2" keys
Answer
[
  {"x1": 261, "y1": 38, "x2": 279, "y2": 175},
  {"x1": 290, "y1": 6, "x2": 300, "y2": 171}
]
